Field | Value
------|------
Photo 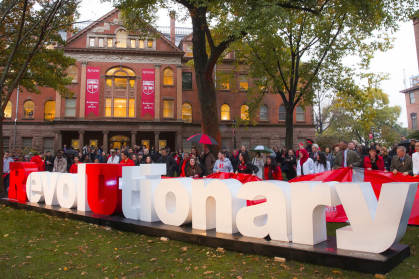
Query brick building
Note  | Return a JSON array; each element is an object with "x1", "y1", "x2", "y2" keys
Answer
[{"x1": 2, "y1": 9, "x2": 315, "y2": 154}]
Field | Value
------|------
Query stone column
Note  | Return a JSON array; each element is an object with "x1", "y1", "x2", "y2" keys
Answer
[
  {"x1": 79, "y1": 61, "x2": 88, "y2": 119},
  {"x1": 78, "y1": 130, "x2": 84, "y2": 151},
  {"x1": 103, "y1": 131, "x2": 109, "y2": 154},
  {"x1": 176, "y1": 132, "x2": 182, "y2": 150},
  {"x1": 154, "y1": 131, "x2": 160, "y2": 151},
  {"x1": 176, "y1": 65, "x2": 183, "y2": 121},
  {"x1": 58, "y1": 131, "x2": 62, "y2": 151},
  {"x1": 54, "y1": 131, "x2": 60, "y2": 154},
  {"x1": 131, "y1": 131, "x2": 137, "y2": 147},
  {"x1": 154, "y1": 64, "x2": 161, "y2": 121},
  {"x1": 54, "y1": 91, "x2": 61, "y2": 120}
]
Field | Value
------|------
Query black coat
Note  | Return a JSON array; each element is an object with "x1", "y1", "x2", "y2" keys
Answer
[
  {"x1": 282, "y1": 155, "x2": 297, "y2": 180},
  {"x1": 44, "y1": 155, "x2": 55, "y2": 172},
  {"x1": 237, "y1": 161, "x2": 259, "y2": 175},
  {"x1": 230, "y1": 154, "x2": 240, "y2": 172},
  {"x1": 157, "y1": 155, "x2": 177, "y2": 177},
  {"x1": 382, "y1": 155, "x2": 392, "y2": 171}
]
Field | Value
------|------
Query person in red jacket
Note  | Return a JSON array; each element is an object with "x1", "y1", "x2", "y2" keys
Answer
[
  {"x1": 363, "y1": 145, "x2": 385, "y2": 171},
  {"x1": 69, "y1": 156, "x2": 80, "y2": 174},
  {"x1": 119, "y1": 150, "x2": 135, "y2": 165},
  {"x1": 179, "y1": 152, "x2": 190, "y2": 177},
  {"x1": 264, "y1": 155, "x2": 282, "y2": 180},
  {"x1": 30, "y1": 153, "x2": 45, "y2": 171}
]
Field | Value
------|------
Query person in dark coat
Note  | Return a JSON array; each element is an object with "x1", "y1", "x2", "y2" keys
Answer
[
  {"x1": 235, "y1": 152, "x2": 259, "y2": 175},
  {"x1": 360, "y1": 146, "x2": 369, "y2": 162},
  {"x1": 282, "y1": 149, "x2": 297, "y2": 181},
  {"x1": 387, "y1": 146, "x2": 413, "y2": 176},
  {"x1": 94, "y1": 150, "x2": 104, "y2": 163},
  {"x1": 380, "y1": 147, "x2": 392, "y2": 171},
  {"x1": 388, "y1": 143, "x2": 398, "y2": 158},
  {"x1": 230, "y1": 149, "x2": 240, "y2": 172},
  {"x1": 157, "y1": 149, "x2": 177, "y2": 177},
  {"x1": 44, "y1": 151, "x2": 55, "y2": 172}
]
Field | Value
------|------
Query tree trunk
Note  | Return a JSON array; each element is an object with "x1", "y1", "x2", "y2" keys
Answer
[
  {"x1": 285, "y1": 106, "x2": 294, "y2": 151},
  {"x1": 0, "y1": 114, "x2": 4, "y2": 194},
  {"x1": 191, "y1": 8, "x2": 221, "y2": 154}
]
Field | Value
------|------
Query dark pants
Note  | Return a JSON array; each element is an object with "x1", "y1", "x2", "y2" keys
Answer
[{"x1": 3, "y1": 173, "x2": 9, "y2": 193}]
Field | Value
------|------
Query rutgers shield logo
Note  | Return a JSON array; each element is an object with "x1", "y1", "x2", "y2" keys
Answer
[
  {"x1": 87, "y1": 79, "x2": 99, "y2": 94},
  {"x1": 142, "y1": 81, "x2": 155, "y2": 95}
]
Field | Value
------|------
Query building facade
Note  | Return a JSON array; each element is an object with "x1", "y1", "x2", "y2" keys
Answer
[{"x1": 2, "y1": 9, "x2": 315, "y2": 154}]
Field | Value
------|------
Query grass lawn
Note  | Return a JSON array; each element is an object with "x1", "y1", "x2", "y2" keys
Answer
[{"x1": 0, "y1": 205, "x2": 418, "y2": 279}]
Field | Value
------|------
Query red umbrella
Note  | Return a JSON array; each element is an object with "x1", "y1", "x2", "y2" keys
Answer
[{"x1": 187, "y1": 134, "x2": 219, "y2": 145}]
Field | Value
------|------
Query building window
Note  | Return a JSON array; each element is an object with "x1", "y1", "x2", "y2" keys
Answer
[
  {"x1": 221, "y1": 138, "x2": 231, "y2": 151},
  {"x1": 104, "y1": 66, "x2": 136, "y2": 118},
  {"x1": 183, "y1": 138, "x2": 192, "y2": 152},
  {"x1": 241, "y1": 105, "x2": 249, "y2": 120},
  {"x1": 22, "y1": 137, "x2": 33, "y2": 149},
  {"x1": 23, "y1": 100, "x2": 34, "y2": 118},
  {"x1": 217, "y1": 71, "x2": 229, "y2": 90},
  {"x1": 261, "y1": 138, "x2": 270, "y2": 147},
  {"x1": 130, "y1": 39, "x2": 136, "y2": 48},
  {"x1": 280, "y1": 138, "x2": 286, "y2": 148},
  {"x1": 89, "y1": 38, "x2": 95, "y2": 47},
  {"x1": 241, "y1": 138, "x2": 250, "y2": 150},
  {"x1": 260, "y1": 105, "x2": 268, "y2": 121},
  {"x1": 141, "y1": 140, "x2": 150, "y2": 149},
  {"x1": 43, "y1": 138, "x2": 54, "y2": 153},
  {"x1": 116, "y1": 29, "x2": 127, "y2": 48},
  {"x1": 296, "y1": 106, "x2": 305, "y2": 121},
  {"x1": 221, "y1": 104, "x2": 230, "y2": 120},
  {"x1": 410, "y1": 92, "x2": 415, "y2": 104},
  {"x1": 182, "y1": 72, "x2": 192, "y2": 90},
  {"x1": 139, "y1": 40, "x2": 144, "y2": 48},
  {"x1": 107, "y1": 38, "x2": 113, "y2": 47},
  {"x1": 4, "y1": 101, "x2": 12, "y2": 118},
  {"x1": 239, "y1": 75, "x2": 248, "y2": 91},
  {"x1": 159, "y1": 140, "x2": 167, "y2": 150},
  {"x1": 186, "y1": 43, "x2": 193, "y2": 57},
  {"x1": 163, "y1": 68, "x2": 174, "y2": 85},
  {"x1": 163, "y1": 100, "x2": 174, "y2": 118},
  {"x1": 147, "y1": 40, "x2": 153, "y2": 48},
  {"x1": 44, "y1": 100, "x2": 55, "y2": 121},
  {"x1": 65, "y1": 98, "x2": 76, "y2": 117},
  {"x1": 279, "y1": 105, "x2": 286, "y2": 121},
  {"x1": 67, "y1": 65, "x2": 78, "y2": 83},
  {"x1": 3, "y1": 137, "x2": 10, "y2": 152},
  {"x1": 98, "y1": 38, "x2": 104, "y2": 47},
  {"x1": 182, "y1": 103, "x2": 192, "y2": 123},
  {"x1": 412, "y1": 114, "x2": 417, "y2": 130}
]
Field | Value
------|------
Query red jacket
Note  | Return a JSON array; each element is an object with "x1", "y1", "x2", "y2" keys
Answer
[
  {"x1": 30, "y1": 155, "x2": 45, "y2": 171},
  {"x1": 264, "y1": 166, "x2": 282, "y2": 180},
  {"x1": 363, "y1": 156, "x2": 385, "y2": 171},
  {"x1": 119, "y1": 159, "x2": 135, "y2": 165},
  {"x1": 69, "y1": 163, "x2": 78, "y2": 174}
]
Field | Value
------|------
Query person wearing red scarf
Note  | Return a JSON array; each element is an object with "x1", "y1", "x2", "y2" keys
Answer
[
  {"x1": 264, "y1": 155, "x2": 282, "y2": 180},
  {"x1": 179, "y1": 152, "x2": 190, "y2": 177},
  {"x1": 296, "y1": 149, "x2": 315, "y2": 177},
  {"x1": 30, "y1": 153, "x2": 45, "y2": 171},
  {"x1": 69, "y1": 156, "x2": 80, "y2": 174}
]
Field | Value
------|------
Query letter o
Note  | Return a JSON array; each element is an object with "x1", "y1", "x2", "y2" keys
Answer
[{"x1": 56, "y1": 174, "x2": 78, "y2": 209}]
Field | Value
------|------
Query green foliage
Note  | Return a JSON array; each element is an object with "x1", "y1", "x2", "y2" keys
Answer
[
  {"x1": 407, "y1": 130, "x2": 419, "y2": 140},
  {"x1": 325, "y1": 86, "x2": 402, "y2": 147},
  {"x1": 315, "y1": 134, "x2": 339, "y2": 151}
]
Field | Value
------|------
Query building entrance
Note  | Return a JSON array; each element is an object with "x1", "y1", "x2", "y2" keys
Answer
[{"x1": 110, "y1": 135, "x2": 130, "y2": 150}]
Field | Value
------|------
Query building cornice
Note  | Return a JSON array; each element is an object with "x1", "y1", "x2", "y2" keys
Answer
[{"x1": 400, "y1": 85, "x2": 419, "y2": 94}]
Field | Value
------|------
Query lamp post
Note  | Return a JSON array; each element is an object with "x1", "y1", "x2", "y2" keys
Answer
[
  {"x1": 371, "y1": 126, "x2": 375, "y2": 144},
  {"x1": 233, "y1": 118, "x2": 237, "y2": 150}
]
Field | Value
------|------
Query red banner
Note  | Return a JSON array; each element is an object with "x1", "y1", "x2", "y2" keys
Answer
[
  {"x1": 85, "y1": 67, "x2": 100, "y2": 116},
  {"x1": 141, "y1": 69, "x2": 155, "y2": 117}
]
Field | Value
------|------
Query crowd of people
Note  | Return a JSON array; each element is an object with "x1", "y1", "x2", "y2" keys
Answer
[{"x1": 3, "y1": 137, "x2": 419, "y2": 194}]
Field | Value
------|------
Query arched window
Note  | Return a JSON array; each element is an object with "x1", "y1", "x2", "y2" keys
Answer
[
  {"x1": 296, "y1": 106, "x2": 305, "y2": 121},
  {"x1": 221, "y1": 104, "x2": 230, "y2": 120},
  {"x1": 116, "y1": 29, "x2": 127, "y2": 48},
  {"x1": 104, "y1": 66, "x2": 136, "y2": 118},
  {"x1": 44, "y1": 101, "x2": 55, "y2": 121},
  {"x1": 163, "y1": 68, "x2": 174, "y2": 85},
  {"x1": 279, "y1": 105, "x2": 286, "y2": 121},
  {"x1": 4, "y1": 101, "x2": 12, "y2": 118},
  {"x1": 23, "y1": 100, "x2": 34, "y2": 118},
  {"x1": 67, "y1": 65, "x2": 78, "y2": 82},
  {"x1": 260, "y1": 105, "x2": 268, "y2": 120},
  {"x1": 182, "y1": 103, "x2": 192, "y2": 123},
  {"x1": 241, "y1": 105, "x2": 249, "y2": 120}
]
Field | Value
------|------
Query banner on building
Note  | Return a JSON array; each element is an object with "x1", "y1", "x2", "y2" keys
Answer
[
  {"x1": 141, "y1": 69, "x2": 155, "y2": 117},
  {"x1": 85, "y1": 67, "x2": 100, "y2": 116}
]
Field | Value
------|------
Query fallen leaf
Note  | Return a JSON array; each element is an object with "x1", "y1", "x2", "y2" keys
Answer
[
  {"x1": 4, "y1": 234, "x2": 9, "y2": 237},
  {"x1": 150, "y1": 258, "x2": 157, "y2": 262}
]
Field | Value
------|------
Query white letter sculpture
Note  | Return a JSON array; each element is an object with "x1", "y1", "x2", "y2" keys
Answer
[
  {"x1": 26, "y1": 172, "x2": 45, "y2": 203},
  {"x1": 154, "y1": 178, "x2": 193, "y2": 226},
  {"x1": 291, "y1": 182, "x2": 341, "y2": 245},
  {"x1": 56, "y1": 174, "x2": 78, "y2": 209},
  {"x1": 335, "y1": 182, "x2": 417, "y2": 253},
  {"x1": 192, "y1": 179, "x2": 245, "y2": 234},
  {"x1": 236, "y1": 181, "x2": 292, "y2": 241},
  {"x1": 77, "y1": 164, "x2": 90, "y2": 212}
]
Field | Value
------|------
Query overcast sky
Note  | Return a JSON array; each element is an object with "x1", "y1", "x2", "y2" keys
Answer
[{"x1": 78, "y1": 0, "x2": 418, "y2": 127}]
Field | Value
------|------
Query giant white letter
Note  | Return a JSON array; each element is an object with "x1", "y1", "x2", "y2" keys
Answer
[
  {"x1": 336, "y1": 182, "x2": 417, "y2": 253},
  {"x1": 77, "y1": 163, "x2": 90, "y2": 211},
  {"x1": 192, "y1": 179, "x2": 245, "y2": 234},
  {"x1": 236, "y1": 181, "x2": 292, "y2": 241},
  {"x1": 40, "y1": 172, "x2": 60, "y2": 205},
  {"x1": 291, "y1": 181, "x2": 341, "y2": 245},
  {"x1": 56, "y1": 174, "x2": 78, "y2": 209},
  {"x1": 26, "y1": 172, "x2": 45, "y2": 203}
]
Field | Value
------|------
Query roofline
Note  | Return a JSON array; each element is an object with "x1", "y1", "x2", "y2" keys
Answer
[
  {"x1": 400, "y1": 85, "x2": 419, "y2": 93},
  {"x1": 65, "y1": 47, "x2": 184, "y2": 56}
]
